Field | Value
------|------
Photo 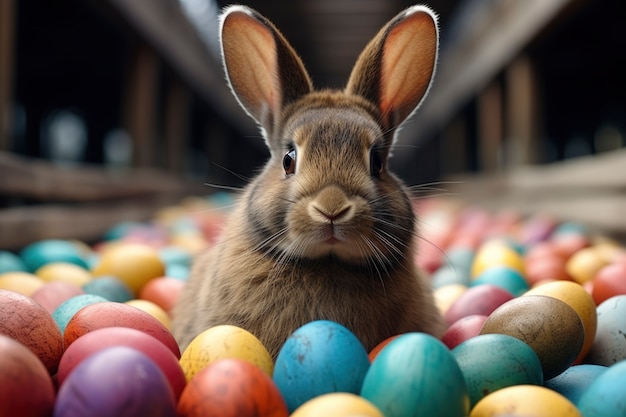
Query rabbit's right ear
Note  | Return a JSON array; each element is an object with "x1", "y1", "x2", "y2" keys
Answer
[{"x1": 220, "y1": 6, "x2": 313, "y2": 147}]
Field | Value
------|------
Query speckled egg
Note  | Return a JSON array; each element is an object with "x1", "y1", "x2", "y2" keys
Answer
[
  {"x1": 51, "y1": 293, "x2": 109, "y2": 334},
  {"x1": 470, "y1": 385, "x2": 581, "y2": 417},
  {"x1": 544, "y1": 364, "x2": 607, "y2": 404},
  {"x1": 480, "y1": 295, "x2": 584, "y2": 379},
  {"x1": 291, "y1": 393, "x2": 383, "y2": 417},
  {"x1": 177, "y1": 358, "x2": 288, "y2": 417},
  {"x1": 273, "y1": 320, "x2": 370, "y2": 413},
  {"x1": 577, "y1": 359, "x2": 626, "y2": 417},
  {"x1": 585, "y1": 295, "x2": 626, "y2": 366},
  {"x1": 361, "y1": 333, "x2": 469, "y2": 417}
]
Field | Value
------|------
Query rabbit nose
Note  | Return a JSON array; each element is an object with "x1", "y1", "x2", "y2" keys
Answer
[{"x1": 308, "y1": 186, "x2": 354, "y2": 223}]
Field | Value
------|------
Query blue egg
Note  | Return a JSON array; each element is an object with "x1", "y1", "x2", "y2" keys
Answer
[
  {"x1": 361, "y1": 333, "x2": 469, "y2": 417},
  {"x1": 552, "y1": 222, "x2": 588, "y2": 237},
  {"x1": 52, "y1": 294, "x2": 108, "y2": 333},
  {"x1": 471, "y1": 266, "x2": 529, "y2": 296},
  {"x1": 452, "y1": 334, "x2": 543, "y2": 407},
  {"x1": 544, "y1": 364, "x2": 607, "y2": 404},
  {"x1": 0, "y1": 251, "x2": 28, "y2": 273},
  {"x1": 20, "y1": 240, "x2": 89, "y2": 272},
  {"x1": 431, "y1": 265, "x2": 470, "y2": 288},
  {"x1": 577, "y1": 360, "x2": 626, "y2": 417},
  {"x1": 103, "y1": 221, "x2": 146, "y2": 241},
  {"x1": 273, "y1": 320, "x2": 370, "y2": 413},
  {"x1": 82, "y1": 276, "x2": 133, "y2": 302},
  {"x1": 165, "y1": 264, "x2": 189, "y2": 280},
  {"x1": 159, "y1": 246, "x2": 192, "y2": 268}
]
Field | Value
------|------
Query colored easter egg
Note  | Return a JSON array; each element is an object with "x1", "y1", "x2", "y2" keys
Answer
[
  {"x1": 90, "y1": 243, "x2": 165, "y2": 294},
  {"x1": 361, "y1": 333, "x2": 469, "y2": 417},
  {"x1": 585, "y1": 295, "x2": 626, "y2": 366},
  {"x1": 433, "y1": 284, "x2": 467, "y2": 315},
  {"x1": 62, "y1": 301, "x2": 180, "y2": 357},
  {"x1": 471, "y1": 241, "x2": 525, "y2": 278},
  {"x1": 577, "y1": 360, "x2": 626, "y2": 417},
  {"x1": 452, "y1": 334, "x2": 543, "y2": 407},
  {"x1": 592, "y1": 262, "x2": 626, "y2": 305},
  {"x1": 544, "y1": 364, "x2": 607, "y2": 404},
  {"x1": 20, "y1": 239, "x2": 89, "y2": 272},
  {"x1": 0, "y1": 335, "x2": 55, "y2": 417},
  {"x1": 480, "y1": 295, "x2": 584, "y2": 379},
  {"x1": 0, "y1": 250, "x2": 28, "y2": 273},
  {"x1": 471, "y1": 266, "x2": 529, "y2": 296},
  {"x1": 51, "y1": 294, "x2": 108, "y2": 334},
  {"x1": 54, "y1": 346, "x2": 176, "y2": 417},
  {"x1": 57, "y1": 327, "x2": 186, "y2": 400},
  {"x1": 125, "y1": 299, "x2": 171, "y2": 329},
  {"x1": 368, "y1": 335, "x2": 399, "y2": 362},
  {"x1": 525, "y1": 255, "x2": 571, "y2": 285},
  {"x1": 31, "y1": 281, "x2": 85, "y2": 313},
  {"x1": 525, "y1": 280, "x2": 597, "y2": 362},
  {"x1": 291, "y1": 393, "x2": 383, "y2": 417},
  {"x1": 551, "y1": 233, "x2": 590, "y2": 259},
  {"x1": 0, "y1": 271, "x2": 44, "y2": 296},
  {"x1": 138, "y1": 277, "x2": 185, "y2": 313},
  {"x1": 159, "y1": 246, "x2": 192, "y2": 267},
  {"x1": 273, "y1": 320, "x2": 370, "y2": 413},
  {"x1": 177, "y1": 358, "x2": 288, "y2": 417},
  {"x1": 444, "y1": 284, "x2": 514, "y2": 325},
  {"x1": 36, "y1": 262, "x2": 92, "y2": 287},
  {"x1": 431, "y1": 265, "x2": 469, "y2": 288},
  {"x1": 442, "y1": 315, "x2": 488, "y2": 349},
  {"x1": 0, "y1": 289, "x2": 64, "y2": 374},
  {"x1": 470, "y1": 385, "x2": 581, "y2": 417},
  {"x1": 82, "y1": 276, "x2": 133, "y2": 302},
  {"x1": 179, "y1": 324, "x2": 273, "y2": 381},
  {"x1": 566, "y1": 247, "x2": 609, "y2": 284}
]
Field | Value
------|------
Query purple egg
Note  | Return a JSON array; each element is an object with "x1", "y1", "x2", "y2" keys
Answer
[{"x1": 54, "y1": 346, "x2": 176, "y2": 417}]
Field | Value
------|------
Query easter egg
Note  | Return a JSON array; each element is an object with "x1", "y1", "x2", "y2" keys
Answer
[
  {"x1": 31, "y1": 281, "x2": 85, "y2": 313},
  {"x1": 470, "y1": 385, "x2": 581, "y2": 417},
  {"x1": 544, "y1": 364, "x2": 607, "y2": 404},
  {"x1": 138, "y1": 276, "x2": 185, "y2": 313},
  {"x1": 54, "y1": 346, "x2": 176, "y2": 417},
  {"x1": 471, "y1": 241, "x2": 525, "y2": 278},
  {"x1": 442, "y1": 315, "x2": 488, "y2": 349},
  {"x1": 177, "y1": 358, "x2": 288, "y2": 417},
  {"x1": 592, "y1": 262, "x2": 626, "y2": 305},
  {"x1": 82, "y1": 276, "x2": 133, "y2": 302},
  {"x1": 480, "y1": 295, "x2": 584, "y2": 379},
  {"x1": 451, "y1": 334, "x2": 543, "y2": 407},
  {"x1": 0, "y1": 271, "x2": 44, "y2": 296},
  {"x1": 566, "y1": 246, "x2": 609, "y2": 284},
  {"x1": 577, "y1": 359, "x2": 626, "y2": 417},
  {"x1": 57, "y1": 327, "x2": 186, "y2": 400},
  {"x1": 0, "y1": 289, "x2": 64, "y2": 374},
  {"x1": 368, "y1": 335, "x2": 399, "y2": 362},
  {"x1": 0, "y1": 250, "x2": 27, "y2": 273},
  {"x1": 433, "y1": 284, "x2": 467, "y2": 315},
  {"x1": 35, "y1": 262, "x2": 91, "y2": 287},
  {"x1": 361, "y1": 333, "x2": 469, "y2": 417},
  {"x1": 51, "y1": 293, "x2": 108, "y2": 334},
  {"x1": 0, "y1": 335, "x2": 55, "y2": 417},
  {"x1": 62, "y1": 301, "x2": 180, "y2": 357},
  {"x1": 431, "y1": 265, "x2": 469, "y2": 288},
  {"x1": 525, "y1": 255, "x2": 571, "y2": 285},
  {"x1": 179, "y1": 324, "x2": 273, "y2": 381},
  {"x1": 471, "y1": 266, "x2": 529, "y2": 296},
  {"x1": 525, "y1": 280, "x2": 597, "y2": 362},
  {"x1": 90, "y1": 243, "x2": 165, "y2": 294},
  {"x1": 585, "y1": 295, "x2": 626, "y2": 366},
  {"x1": 125, "y1": 299, "x2": 171, "y2": 329},
  {"x1": 273, "y1": 320, "x2": 370, "y2": 413},
  {"x1": 291, "y1": 393, "x2": 383, "y2": 417},
  {"x1": 444, "y1": 284, "x2": 514, "y2": 325},
  {"x1": 20, "y1": 239, "x2": 89, "y2": 272}
]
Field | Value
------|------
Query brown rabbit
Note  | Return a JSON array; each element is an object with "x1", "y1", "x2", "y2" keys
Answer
[{"x1": 172, "y1": 4, "x2": 446, "y2": 358}]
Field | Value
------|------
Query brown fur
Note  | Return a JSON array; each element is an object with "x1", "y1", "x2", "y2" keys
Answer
[{"x1": 172, "y1": 4, "x2": 446, "y2": 359}]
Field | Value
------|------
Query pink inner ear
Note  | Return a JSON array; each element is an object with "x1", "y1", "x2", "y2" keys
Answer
[
  {"x1": 379, "y1": 11, "x2": 438, "y2": 126},
  {"x1": 222, "y1": 12, "x2": 280, "y2": 122}
]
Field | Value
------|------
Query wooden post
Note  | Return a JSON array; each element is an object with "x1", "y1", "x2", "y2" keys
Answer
[
  {"x1": 0, "y1": 0, "x2": 15, "y2": 151},
  {"x1": 477, "y1": 81, "x2": 503, "y2": 172},
  {"x1": 164, "y1": 78, "x2": 190, "y2": 175},
  {"x1": 440, "y1": 114, "x2": 467, "y2": 175}
]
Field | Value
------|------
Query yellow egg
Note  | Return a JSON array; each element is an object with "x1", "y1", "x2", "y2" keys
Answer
[
  {"x1": 0, "y1": 272, "x2": 45, "y2": 296},
  {"x1": 35, "y1": 262, "x2": 92, "y2": 287},
  {"x1": 125, "y1": 299, "x2": 171, "y2": 330},
  {"x1": 91, "y1": 243, "x2": 165, "y2": 294},
  {"x1": 433, "y1": 284, "x2": 467, "y2": 315},
  {"x1": 179, "y1": 325, "x2": 273, "y2": 381},
  {"x1": 471, "y1": 241, "x2": 525, "y2": 278},
  {"x1": 291, "y1": 393, "x2": 384, "y2": 417},
  {"x1": 470, "y1": 385, "x2": 582, "y2": 417},
  {"x1": 565, "y1": 247, "x2": 609, "y2": 284},
  {"x1": 525, "y1": 280, "x2": 597, "y2": 362}
]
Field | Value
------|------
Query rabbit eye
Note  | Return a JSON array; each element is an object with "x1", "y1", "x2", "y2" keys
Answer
[
  {"x1": 283, "y1": 149, "x2": 296, "y2": 176},
  {"x1": 370, "y1": 147, "x2": 384, "y2": 178}
]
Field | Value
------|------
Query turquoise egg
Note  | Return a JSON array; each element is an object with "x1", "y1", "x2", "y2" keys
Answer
[
  {"x1": 20, "y1": 240, "x2": 89, "y2": 272},
  {"x1": 0, "y1": 251, "x2": 28, "y2": 273},
  {"x1": 577, "y1": 360, "x2": 626, "y2": 417},
  {"x1": 165, "y1": 264, "x2": 189, "y2": 280},
  {"x1": 158, "y1": 246, "x2": 192, "y2": 268},
  {"x1": 82, "y1": 276, "x2": 133, "y2": 302},
  {"x1": 544, "y1": 364, "x2": 607, "y2": 404},
  {"x1": 431, "y1": 265, "x2": 470, "y2": 288},
  {"x1": 52, "y1": 294, "x2": 108, "y2": 333},
  {"x1": 451, "y1": 333, "x2": 543, "y2": 407},
  {"x1": 361, "y1": 333, "x2": 469, "y2": 417},
  {"x1": 273, "y1": 320, "x2": 370, "y2": 413},
  {"x1": 471, "y1": 266, "x2": 530, "y2": 296},
  {"x1": 103, "y1": 221, "x2": 145, "y2": 241}
]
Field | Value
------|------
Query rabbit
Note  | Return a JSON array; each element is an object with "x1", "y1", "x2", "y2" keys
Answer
[{"x1": 172, "y1": 4, "x2": 447, "y2": 359}]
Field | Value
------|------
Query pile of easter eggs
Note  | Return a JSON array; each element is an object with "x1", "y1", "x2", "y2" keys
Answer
[{"x1": 1, "y1": 194, "x2": 626, "y2": 417}]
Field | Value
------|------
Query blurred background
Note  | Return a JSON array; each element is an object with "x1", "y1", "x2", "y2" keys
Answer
[{"x1": 1, "y1": 0, "x2": 625, "y2": 247}]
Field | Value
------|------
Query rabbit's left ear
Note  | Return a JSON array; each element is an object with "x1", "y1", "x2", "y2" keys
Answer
[{"x1": 346, "y1": 6, "x2": 438, "y2": 132}]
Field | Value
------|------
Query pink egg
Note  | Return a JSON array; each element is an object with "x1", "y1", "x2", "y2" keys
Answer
[
  {"x1": 444, "y1": 284, "x2": 514, "y2": 325},
  {"x1": 525, "y1": 256, "x2": 571, "y2": 285},
  {"x1": 139, "y1": 277, "x2": 185, "y2": 315},
  {"x1": 31, "y1": 281, "x2": 85, "y2": 314},
  {"x1": 442, "y1": 315, "x2": 488, "y2": 349},
  {"x1": 592, "y1": 263, "x2": 626, "y2": 305}
]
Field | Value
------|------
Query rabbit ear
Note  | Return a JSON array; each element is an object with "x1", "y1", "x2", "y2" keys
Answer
[
  {"x1": 346, "y1": 6, "x2": 438, "y2": 132},
  {"x1": 220, "y1": 6, "x2": 313, "y2": 142}
]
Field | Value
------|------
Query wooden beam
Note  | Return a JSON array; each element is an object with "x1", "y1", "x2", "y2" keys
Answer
[
  {"x1": 164, "y1": 78, "x2": 190, "y2": 175},
  {"x1": 0, "y1": 0, "x2": 15, "y2": 151},
  {"x1": 477, "y1": 81, "x2": 503, "y2": 172}
]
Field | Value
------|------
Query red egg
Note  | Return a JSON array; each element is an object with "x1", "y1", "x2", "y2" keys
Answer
[
  {"x1": 444, "y1": 284, "x2": 514, "y2": 325},
  {"x1": 525, "y1": 256, "x2": 571, "y2": 285},
  {"x1": 0, "y1": 335, "x2": 55, "y2": 417},
  {"x1": 0, "y1": 289, "x2": 64, "y2": 374},
  {"x1": 63, "y1": 301, "x2": 180, "y2": 358},
  {"x1": 177, "y1": 358, "x2": 288, "y2": 417},
  {"x1": 368, "y1": 335, "x2": 400, "y2": 362},
  {"x1": 592, "y1": 263, "x2": 626, "y2": 305},
  {"x1": 442, "y1": 315, "x2": 488, "y2": 349},
  {"x1": 31, "y1": 281, "x2": 85, "y2": 314},
  {"x1": 57, "y1": 327, "x2": 186, "y2": 399},
  {"x1": 139, "y1": 277, "x2": 185, "y2": 314}
]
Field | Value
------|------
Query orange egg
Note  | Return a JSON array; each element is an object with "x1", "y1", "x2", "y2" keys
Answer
[{"x1": 138, "y1": 277, "x2": 185, "y2": 314}]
